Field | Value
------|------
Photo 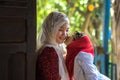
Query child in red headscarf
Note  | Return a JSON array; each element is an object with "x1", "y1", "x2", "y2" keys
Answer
[{"x1": 65, "y1": 32, "x2": 110, "y2": 80}]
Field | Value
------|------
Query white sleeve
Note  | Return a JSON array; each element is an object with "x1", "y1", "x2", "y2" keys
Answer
[{"x1": 76, "y1": 52, "x2": 98, "y2": 80}]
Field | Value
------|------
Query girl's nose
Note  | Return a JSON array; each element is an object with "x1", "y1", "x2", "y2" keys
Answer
[{"x1": 63, "y1": 31, "x2": 68, "y2": 37}]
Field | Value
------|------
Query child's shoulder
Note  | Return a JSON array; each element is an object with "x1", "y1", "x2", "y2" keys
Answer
[{"x1": 75, "y1": 52, "x2": 94, "y2": 62}]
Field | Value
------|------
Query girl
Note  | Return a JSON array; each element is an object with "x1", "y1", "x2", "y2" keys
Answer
[{"x1": 36, "y1": 11, "x2": 71, "y2": 80}]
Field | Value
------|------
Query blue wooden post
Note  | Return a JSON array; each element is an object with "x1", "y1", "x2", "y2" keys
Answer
[
  {"x1": 94, "y1": 54, "x2": 105, "y2": 74},
  {"x1": 103, "y1": 0, "x2": 110, "y2": 76}
]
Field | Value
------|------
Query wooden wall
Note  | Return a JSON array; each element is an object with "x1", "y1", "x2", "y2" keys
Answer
[{"x1": 0, "y1": 0, "x2": 36, "y2": 80}]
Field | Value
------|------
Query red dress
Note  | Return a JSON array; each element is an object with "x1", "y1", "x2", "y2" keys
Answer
[{"x1": 36, "y1": 47, "x2": 61, "y2": 80}]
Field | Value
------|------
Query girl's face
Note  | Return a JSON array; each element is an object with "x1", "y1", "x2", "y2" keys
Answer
[{"x1": 56, "y1": 23, "x2": 70, "y2": 44}]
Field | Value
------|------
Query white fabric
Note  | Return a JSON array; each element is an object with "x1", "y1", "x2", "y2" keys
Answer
[
  {"x1": 74, "y1": 52, "x2": 111, "y2": 80},
  {"x1": 46, "y1": 44, "x2": 69, "y2": 80}
]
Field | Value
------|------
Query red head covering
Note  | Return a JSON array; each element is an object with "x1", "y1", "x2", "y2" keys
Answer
[{"x1": 66, "y1": 35, "x2": 94, "y2": 80}]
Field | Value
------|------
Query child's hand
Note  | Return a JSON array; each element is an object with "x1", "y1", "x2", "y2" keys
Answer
[
  {"x1": 64, "y1": 31, "x2": 85, "y2": 46},
  {"x1": 64, "y1": 35, "x2": 73, "y2": 46}
]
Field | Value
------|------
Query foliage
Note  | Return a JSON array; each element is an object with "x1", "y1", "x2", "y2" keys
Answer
[
  {"x1": 37, "y1": 0, "x2": 87, "y2": 34},
  {"x1": 37, "y1": 0, "x2": 104, "y2": 46}
]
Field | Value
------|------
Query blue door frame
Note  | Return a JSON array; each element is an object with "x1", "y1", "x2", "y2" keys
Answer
[{"x1": 103, "y1": 0, "x2": 110, "y2": 76}]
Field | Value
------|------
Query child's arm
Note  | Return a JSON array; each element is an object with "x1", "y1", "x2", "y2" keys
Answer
[{"x1": 76, "y1": 52, "x2": 98, "y2": 80}]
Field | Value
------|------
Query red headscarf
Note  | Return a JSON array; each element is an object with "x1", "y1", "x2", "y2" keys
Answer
[{"x1": 66, "y1": 35, "x2": 94, "y2": 80}]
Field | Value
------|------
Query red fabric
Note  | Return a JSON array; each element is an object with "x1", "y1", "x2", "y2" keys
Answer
[
  {"x1": 66, "y1": 36, "x2": 94, "y2": 80},
  {"x1": 36, "y1": 47, "x2": 61, "y2": 80}
]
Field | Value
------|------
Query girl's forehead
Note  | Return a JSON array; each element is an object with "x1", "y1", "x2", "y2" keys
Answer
[{"x1": 60, "y1": 23, "x2": 70, "y2": 28}]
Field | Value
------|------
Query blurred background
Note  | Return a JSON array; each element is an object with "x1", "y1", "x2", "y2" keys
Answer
[
  {"x1": 0, "y1": 0, "x2": 119, "y2": 80},
  {"x1": 37, "y1": 0, "x2": 120, "y2": 80}
]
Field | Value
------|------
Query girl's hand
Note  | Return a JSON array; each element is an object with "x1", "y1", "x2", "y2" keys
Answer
[{"x1": 64, "y1": 35, "x2": 73, "y2": 46}]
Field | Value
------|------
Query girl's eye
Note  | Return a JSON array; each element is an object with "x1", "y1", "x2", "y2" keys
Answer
[
  {"x1": 66, "y1": 29, "x2": 69, "y2": 33},
  {"x1": 66, "y1": 29, "x2": 69, "y2": 32},
  {"x1": 58, "y1": 29, "x2": 69, "y2": 33},
  {"x1": 59, "y1": 29, "x2": 64, "y2": 31}
]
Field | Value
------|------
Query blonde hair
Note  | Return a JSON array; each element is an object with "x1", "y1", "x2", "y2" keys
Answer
[{"x1": 37, "y1": 11, "x2": 69, "y2": 51}]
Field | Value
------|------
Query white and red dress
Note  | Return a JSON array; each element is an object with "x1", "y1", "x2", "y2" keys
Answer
[
  {"x1": 36, "y1": 44, "x2": 69, "y2": 80},
  {"x1": 66, "y1": 36, "x2": 110, "y2": 80}
]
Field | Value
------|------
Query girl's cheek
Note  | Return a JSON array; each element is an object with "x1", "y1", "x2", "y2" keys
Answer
[{"x1": 58, "y1": 31, "x2": 63, "y2": 35}]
